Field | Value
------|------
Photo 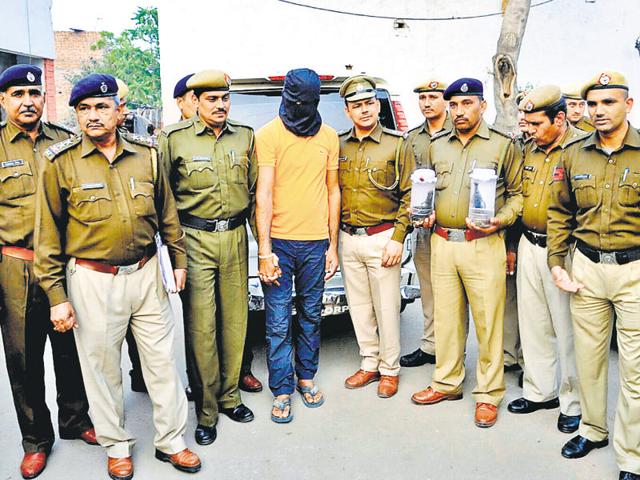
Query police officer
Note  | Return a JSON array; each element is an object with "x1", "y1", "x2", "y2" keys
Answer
[
  {"x1": 562, "y1": 84, "x2": 595, "y2": 132},
  {"x1": 0, "y1": 64, "x2": 96, "y2": 480},
  {"x1": 411, "y1": 78, "x2": 523, "y2": 428},
  {"x1": 173, "y1": 73, "x2": 197, "y2": 121},
  {"x1": 159, "y1": 70, "x2": 257, "y2": 445},
  {"x1": 548, "y1": 70, "x2": 640, "y2": 480},
  {"x1": 506, "y1": 85, "x2": 583, "y2": 433},
  {"x1": 339, "y1": 75, "x2": 414, "y2": 399},
  {"x1": 35, "y1": 73, "x2": 200, "y2": 480},
  {"x1": 400, "y1": 78, "x2": 454, "y2": 368}
]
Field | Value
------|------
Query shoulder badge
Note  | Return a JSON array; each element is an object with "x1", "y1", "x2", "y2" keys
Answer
[
  {"x1": 43, "y1": 136, "x2": 82, "y2": 161},
  {"x1": 563, "y1": 133, "x2": 588, "y2": 150},
  {"x1": 381, "y1": 126, "x2": 403, "y2": 137},
  {"x1": 47, "y1": 121, "x2": 76, "y2": 136},
  {"x1": 488, "y1": 125, "x2": 514, "y2": 141},
  {"x1": 122, "y1": 131, "x2": 157, "y2": 148}
]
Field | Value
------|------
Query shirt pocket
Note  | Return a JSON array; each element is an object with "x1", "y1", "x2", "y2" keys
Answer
[
  {"x1": 230, "y1": 153, "x2": 249, "y2": 185},
  {"x1": 338, "y1": 156, "x2": 351, "y2": 189},
  {"x1": 571, "y1": 175, "x2": 598, "y2": 209},
  {"x1": 618, "y1": 172, "x2": 640, "y2": 207},
  {"x1": 130, "y1": 181, "x2": 155, "y2": 216},
  {"x1": 185, "y1": 158, "x2": 217, "y2": 190},
  {"x1": 435, "y1": 163, "x2": 453, "y2": 190},
  {"x1": 522, "y1": 168, "x2": 536, "y2": 197},
  {"x1": 370, "y1": 159, "x2": 397, "y2": 189},
  {"x1": 0, "y1": 160, "x2": 35, "y2": 200},
  {"x1": 70, "y1": 186, "x2": 113, "y2": 222}
]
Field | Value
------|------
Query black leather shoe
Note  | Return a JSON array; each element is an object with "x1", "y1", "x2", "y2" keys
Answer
[
  {"x1": 400, "y1": 348, "x2": 435, "y2": 367},
  {"x1": 508, "y1": 397, "x2": 559, "y2": 414},
  {"x1": 561, "y1": 435, "x2": 608, "y2": 459},
  {"x1": 620, "y1": 471, "x2": 640, "y2": 480},
  {"x1": 557, "y1": 413, "x2": 581, "y2": 434},
  {"x1": 194, "y1": 425, "x2": 217, "y2": 445},
  {"x1": 220, "y1": 404, "x2": 254, "y2": 423},
  {"x1": 504, "y1": 363, "x2": 522, "y2": 372},
  {"x1": 129, "y1": 369, "x2": 147, "y2": 393},
  {"x1": 185, "y1": 385, "x2": 193, "y2": 402}
]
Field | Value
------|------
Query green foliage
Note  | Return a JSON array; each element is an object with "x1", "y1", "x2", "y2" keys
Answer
[{"x1": 68, "y1": 7, "x2": 160, "y2": 108}]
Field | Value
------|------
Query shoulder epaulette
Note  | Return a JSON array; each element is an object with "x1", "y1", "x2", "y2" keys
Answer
[
  {"x1": 563, "y1": 134, "x2": 588, "y2": 150},
  {"x1": 382, "y1": 127, "x2": 405, "y2": 138},
  {"x1": 160, "y1": 118, "x2": 194, "y2": 137},
  {"x1": 226, "y1": 118, "x2": 254, "y2": 131},
  {"x1": 121, "y1": 131, "x2": 157, "y2": 148},
  {"x1": 337, "y1": 128, "x2": 351, "y2": 137},
  {"x1": 0, "y1": 122, "x2": 6, "y2": 129},
  {"x1": 46, "y1": 121, "x2": 76, "y2": 136},
  {"x1": 44, "y1": 136, "x2": 82, "y2": 161},
  {"x1": 488, "y1": 125, "x2": 514, "y2": 140},
  {"x1": 431, "y1": 129, "x2": 450, "y2": 142},
  {"x1": 407, "y1": 124, "x2": 423, "y2": 135}
]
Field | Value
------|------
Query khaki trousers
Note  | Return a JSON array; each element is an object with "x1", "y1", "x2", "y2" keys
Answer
[
  {"x1": 431, "y1": 232, "x2": 506, "y2": 406},
  {"x1": 516, "y1": 236, "x2": 580, "y2": 415},
  {"x1": 339, "y1": 228, "x2": 401, "y2": 376},
  {"x1": 68, "y1": 256, "x2": 187, "y2": 458},
  {"x1": 504, "y1": 274, "x2": 523, "y2": 367},
  {"x1": 570, "y1": 249, "x2": 640, "y2": 474}
]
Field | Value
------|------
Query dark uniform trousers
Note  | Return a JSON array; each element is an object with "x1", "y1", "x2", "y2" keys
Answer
[{"x1": 0, "y1": 254, "x2": 92, "y2": 453}]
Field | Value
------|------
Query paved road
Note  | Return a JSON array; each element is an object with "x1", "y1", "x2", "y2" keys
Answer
[{"x1": 0, "y1": 300, "x2": 619, "y2": 480}]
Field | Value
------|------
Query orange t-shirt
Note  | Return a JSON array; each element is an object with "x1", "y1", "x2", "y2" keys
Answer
[{"x1": 256, "y1": 117, "x2": 339, "y2": 240}]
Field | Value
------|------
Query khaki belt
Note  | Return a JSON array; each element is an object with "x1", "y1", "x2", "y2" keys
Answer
[
  {"x1": 75, "y1": 254, "x2": 152, "y2": 275},
  {"x1": 1, "y1": 246, "x2": 34, "y2": 262},
  {"x1": 433, "y1": 225, "x2": 490, "y2": 242},
  {"x1": 340, "y1": 222, "x2": 394, "y2": 236}
]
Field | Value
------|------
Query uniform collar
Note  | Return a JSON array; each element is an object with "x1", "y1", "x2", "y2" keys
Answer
[
  {"x1": 5, "y1": 119, "x2": 51, "y2": 142},
  {"x1": 194, "y1": 115, "x2": 236, "y2": 136},
  {"x1": 346, "y1": 122, "x2": 383, "y2": 144},
  {"x1": 80, "y1": 131, "x2": 136, "y2": 159},
  {"x1": 581, "y1": 122, "x2": 640, "y2": 152},
  {"x1": 421, "y1": 112, "x2": 453, "y2": 136},
  {"x1": 448, "y1": 119, "x2": 490, "y2": 143},
  {"x1": 530, "y1": 123, "x2": 578, "y2": 153}
]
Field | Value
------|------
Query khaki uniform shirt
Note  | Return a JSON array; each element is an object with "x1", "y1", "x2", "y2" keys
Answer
[
  {"x1": 35, "y1": 132, "x2": 186, "y2": 306},
  {"x1": 521, "y1": 124, "x2": 586, "y2": 233},
  {"x1": 406, "y1": 113, "x2": 454, "y2": 167},
  {"x1": 158, "y1": 116, "x2": 256, "y2": 222},
  {"x1": 338, "y1": 122, "x2": 414, "y2": 243},
  {"x1": 547, "y1": 124, "x2": 640, "y2": 269},
  {"x1": 0, "y1": 120, "x2": 72, "y2": 248},
  {"x1": 426, "y1": 120, "x2": 523, "y2": 229}
]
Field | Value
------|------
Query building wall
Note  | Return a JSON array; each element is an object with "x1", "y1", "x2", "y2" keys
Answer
[
  {"x1": 158, "y1": 0, "x2": 640, "y2": 126},
  {"x1": 53, "y1": 31, "x2": 103, "y2": 124},
  {"x1": 0, "y1": 0, "x2": 55, "y2": 59}
]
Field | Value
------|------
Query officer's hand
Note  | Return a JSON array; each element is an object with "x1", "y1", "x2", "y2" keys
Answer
[
  {"x1": 50, "y1": 301, "x2": 77, "y2": 332},
  {"x1": 172, "y1": 269, "x2": 187, "y2": 293},
  {"x1": 506, "y1": 250, "x2": 517, "y2": 276},
  {"x1": 466, "y1": 216, "x2": 500, "y2": 235},
  {"x1": 381, "y1": 240, "x2": 403, "y2": 268},
  {"x1": 259, "y1": 254, "x2": 281, "y2": 286},
  {"x1": 409, "y1": 209, "x2": 436, "y2": 229},
  {"x1": 551, "y1": 266, "x2": 584, "y2": 293},
  {"x1": 325, "y1": 245, "x2": 339, "y2": 281}
]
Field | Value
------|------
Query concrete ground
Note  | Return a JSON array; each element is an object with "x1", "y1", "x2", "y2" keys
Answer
[{"x1": 0, "y1": 299, "x2": 620, "y2": 480}]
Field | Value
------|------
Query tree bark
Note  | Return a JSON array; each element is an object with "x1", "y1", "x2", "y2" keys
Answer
[{"x1": 492, "y1": 0, "x2": 532, "y2": 133}]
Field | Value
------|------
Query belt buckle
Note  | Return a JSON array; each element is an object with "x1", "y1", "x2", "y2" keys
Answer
[
  {"x1": 448, "y1": 229, "x2": 465, "y2": 242},
  {"x1": 354, "y1": 227, "x2": 367, "y2": 236},
  {"x1": 216, "y1": 220, "x2": 229, "y2": 232},
  {"x1": 600, "y1": 252, "x2": 618, "y2": 265},
  {"x1": 117, "y1": 263, "x2": 139, "y2": 275}
]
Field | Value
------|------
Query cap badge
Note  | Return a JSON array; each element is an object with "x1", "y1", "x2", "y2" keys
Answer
[
  {"x1": 224, "y1": 73, "x2": 231, "y2": 86},
  {"x1": 524, "y1": 100, "x2": 534, "y2": 112},
  {"x1": 100, "y1": 82, "x2": 108, "y2": 93},
  {"x1": 356, "y1": 83, "x2": 365, "y2": 92},
  {"x1": 429, "y1": 81, "x2": 438, "y2": 89},
  {"x1": 599, "y1": 73, "x2": 611, "y2": 86},
  {"x1": 461, "y1": 83, "x2": 469, "y2": 93},
  {"x1": 26, "y1": 72, "x2": 35, "y2": 83}
]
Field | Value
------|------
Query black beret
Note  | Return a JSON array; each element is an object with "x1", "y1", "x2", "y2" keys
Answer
[
  {"x1": 0, "y1": 64, "x2": 42, "y2": 91},
  {"x1": 443, "y1": 77, "x2": 484, "y2": 100},
  {"x1": 69, "y1": 73, "x2": 118, "y2": 107},
  {"x1": 173, "y1": 73, "x2": 194, "y2": 98}
]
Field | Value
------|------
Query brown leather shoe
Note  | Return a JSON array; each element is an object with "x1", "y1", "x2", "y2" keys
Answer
[
  {"x1": 108, "y1": 456, "x2": 133, "y2": 480},
  {"x1": 239, "y1": 372, "x2": 263, "y2": 392},
  {"x1": 155, "y1": 448, "x2": 201, "y2": 473},
  {"x1": 377, "y1": 375, "x2": 399, "y2": 398},
  {"x1": 475, "y1": 402, "x2": 498, "y2": 428},
  {"x1": 344, "y1": 369, "x2": 380, "y2": 389},
  {"x1": 411, "y1": 386, "x2": 463, "y2": 405},
  {"x1": 20, "y1": 452, "x2": 47, "y2": 479},
  {"x1": 78, "y1": 427, "x2": 99, "y2": 445}
]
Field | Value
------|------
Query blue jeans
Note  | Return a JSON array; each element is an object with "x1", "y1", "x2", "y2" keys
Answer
[{"x1": 263, "y1": 238, "x2": 328, "y2": 396}]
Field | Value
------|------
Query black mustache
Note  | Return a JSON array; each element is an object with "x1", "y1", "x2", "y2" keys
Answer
[
  {"x1": 20, "y1": 107, "x2": 37, "y2": 114},
  {"x1": 87, "y1": 123, "x2": 104, "y2": 128}
]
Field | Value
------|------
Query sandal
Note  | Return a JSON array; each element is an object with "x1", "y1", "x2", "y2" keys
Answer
[
  {"x1": 296, "y1": 383, "x2": 325, "y2": 408},
  {"x1": 271, "y1": 396, "x2": 293, "y2": 424}
]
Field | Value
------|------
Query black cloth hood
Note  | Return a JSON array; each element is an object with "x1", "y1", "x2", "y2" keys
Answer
[{"x1": 279, "y1": 68, "x2": 322, "y2": 137}]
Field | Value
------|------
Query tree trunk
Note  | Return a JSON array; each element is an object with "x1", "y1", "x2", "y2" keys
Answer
[{"x1": 492, "y1": 0, "x2": 532, "y2": 133}]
